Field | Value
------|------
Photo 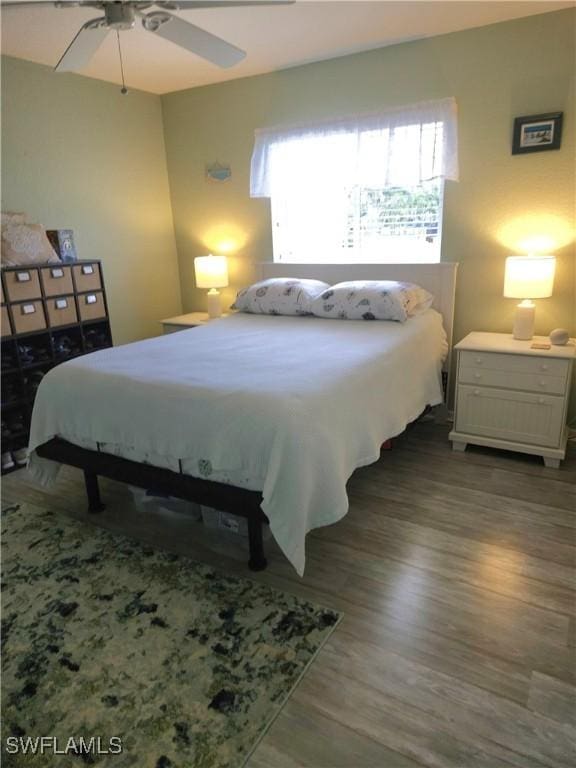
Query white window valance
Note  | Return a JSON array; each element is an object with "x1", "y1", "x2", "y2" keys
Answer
[{"x1": 250, "y1": 97, "x2": 458, "y2": 198}]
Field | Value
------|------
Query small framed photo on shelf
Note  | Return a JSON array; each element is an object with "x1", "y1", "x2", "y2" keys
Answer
[
  {"x1": 512, "y1": 112, "x2": 563, "y2": 155},
  {"x1": 46, "y1": 229, "x2": 77, "y2": 262}
]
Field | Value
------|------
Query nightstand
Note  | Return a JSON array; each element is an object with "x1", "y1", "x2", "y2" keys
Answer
[
  {"x1": 449, "y1": 332, "x2": 575, "y2": 468},
  {"x1": 160, "y1": 312, "x2": 229, "y2": 334}
]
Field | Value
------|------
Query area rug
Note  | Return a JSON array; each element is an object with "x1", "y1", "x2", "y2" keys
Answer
[{"x1": 1, "y1": 503, "x2": 341, "y2": 767}]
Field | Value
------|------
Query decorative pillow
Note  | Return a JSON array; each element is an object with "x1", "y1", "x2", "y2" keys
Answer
[
  {"x1": 310, "y1": 281, "x2": 434, "y2": 322},
  {"x1": 405, "y1": 284, "x2": 434, "y2": 316},
  {"x1": 232, "y1": 278, "x2": 330, "y2": 316},
  {"x1": 1, "y1": 222, "x2": 60, "y2": 266},
  {"x1": 1, "y1": 212, "x2": 26, "y2": 226}
]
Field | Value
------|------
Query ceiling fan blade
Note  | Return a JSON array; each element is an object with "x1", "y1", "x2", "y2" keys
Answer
[
  {"x1": 0, "y1": 2, "x2": 97, "y2": 6},
  {"x1": 165, "y1": 2, "x2": 294, "y2": 8},
  {"x1": 144, "y1": 12, "x2": 245, "y2": 68},
  {"x1": 55, "y1": 18, "x2": 109, "y2": 72},
  {"x1": 0, "y1": 1, "x2": 57, "y2": 6}
]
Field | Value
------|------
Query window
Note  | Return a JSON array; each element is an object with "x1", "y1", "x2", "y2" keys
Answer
[
  {"x1": 271, "y1": 176, "x2": 444, "y2": 264},
  {"x1": 251, "y1": 98, "x2": 458, "y2": 264}
]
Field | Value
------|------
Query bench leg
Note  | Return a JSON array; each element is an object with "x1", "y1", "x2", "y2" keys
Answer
[
  {"x1": 247, "y1": 514, "x2": 267, "y2": 571},
  {"x1": 84, "y1": 471, "x2": 105, "y2": 513}
]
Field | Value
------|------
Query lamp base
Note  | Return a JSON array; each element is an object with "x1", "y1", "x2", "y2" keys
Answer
[
  {"x1": 206, "y1": 289, "x2": 222, "y2": 319},
  {"x1": 513, "y1": 300, "x2": 535, "y2": 340}
]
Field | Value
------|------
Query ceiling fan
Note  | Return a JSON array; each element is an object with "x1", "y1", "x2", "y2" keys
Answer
[{"x1": 1, "y1": 1, "x2": 294, "y2": 76}]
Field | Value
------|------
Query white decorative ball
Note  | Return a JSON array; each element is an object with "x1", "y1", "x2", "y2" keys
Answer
[{"x1": 549, "y1": 328, "x2": 570, "y2": 346}]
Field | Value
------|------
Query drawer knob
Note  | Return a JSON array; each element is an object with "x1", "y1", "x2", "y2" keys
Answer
[
  {"x1": 473, "y1": 389, "x2": 480, "y2": 396},
  {"x1": 474, "y1": 372, "x2": 482, "y2": 379},
  {"x1": 475, "y1": 357, "x2": 483, "y2": 365},
  {"x1": 538, "y1": 397, "x2": 545, "y2": 405},
  {"x1": 540, "y1": 364, "x2": 549, "y2": 371},
  {"x1": 539, "y1": 380, "x2": 546, "y2": 387}
]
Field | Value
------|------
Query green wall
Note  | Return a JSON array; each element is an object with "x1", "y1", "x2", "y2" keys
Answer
[
  {"x1": 162, "y1": 8, "x2": 575, "y2": 383},
  {"x1": 1, "y1": 56, "x2": 181, "y2": 344},
  {"x1": 2, "y1": 10, "x2": 574, "y2": 412}
]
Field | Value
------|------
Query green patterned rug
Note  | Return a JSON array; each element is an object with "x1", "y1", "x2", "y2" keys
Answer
[{"x1": 1, "y1": 503, "x2": 341, "y2": 767}]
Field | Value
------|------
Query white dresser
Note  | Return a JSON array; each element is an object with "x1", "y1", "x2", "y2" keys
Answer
[{"x1": 449, "y1": 332, "x2": 575, "y2": 468}]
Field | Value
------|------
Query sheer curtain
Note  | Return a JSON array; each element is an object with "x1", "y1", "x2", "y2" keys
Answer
[{"x1": 250, "y1": 97, "x2": 459, "y2": 198}]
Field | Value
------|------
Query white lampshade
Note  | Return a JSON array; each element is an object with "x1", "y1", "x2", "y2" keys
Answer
[
  {"x1": 503, "y1": 255, "x2": 555, "y2": 299},
  {"x1": 194, "y1": 254, "x2": 229, "y2": 289}
]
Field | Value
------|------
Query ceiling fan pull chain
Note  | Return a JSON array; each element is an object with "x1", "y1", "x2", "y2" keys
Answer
[{"x1": 116, "y1": 30, "x2": 128, "y2": 95}]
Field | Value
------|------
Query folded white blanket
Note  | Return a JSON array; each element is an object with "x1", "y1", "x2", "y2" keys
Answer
[{"x1": 28, "y1": 311, "x2": 447, "y2": 575}]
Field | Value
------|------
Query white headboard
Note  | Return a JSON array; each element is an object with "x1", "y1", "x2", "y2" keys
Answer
[{"x1": 260, "y1": 262, "x2": 459, "y2": 364}]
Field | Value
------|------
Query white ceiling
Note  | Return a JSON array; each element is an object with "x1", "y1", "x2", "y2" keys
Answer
[{"x1": 1, "y1": 1, "x2": 573, "y2": 94}]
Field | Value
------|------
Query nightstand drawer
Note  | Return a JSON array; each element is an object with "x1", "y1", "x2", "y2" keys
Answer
[
  {"x1": 459, "y1": 351, "x2": 568, "y2": 378},
  {"x1": 455, "y1": 384, "x2": 564, "y2": 448},
  {"x1": 459, "y1": 366, "x2": 567, "y2": 395}
]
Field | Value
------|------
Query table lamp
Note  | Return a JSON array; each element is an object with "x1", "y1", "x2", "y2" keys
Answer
[
  {"x1": 194, "y1": 254, "x2": 229, "y2": 319},
  {"x1": 503, "y1": 255, "x2": 555, "y2": 340}
]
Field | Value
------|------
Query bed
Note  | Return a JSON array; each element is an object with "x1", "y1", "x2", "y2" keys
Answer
[{"x1": 28, "y1": 262, "x2": 458, "y2": 575}]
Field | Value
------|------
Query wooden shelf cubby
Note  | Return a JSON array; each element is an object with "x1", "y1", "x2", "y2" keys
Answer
[{"x1": 1, "y1": 260, "x2": 112, "y2": 471}]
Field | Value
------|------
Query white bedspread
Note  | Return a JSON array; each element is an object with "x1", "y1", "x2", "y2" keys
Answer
[{"x1": 28, "y1": 311, "x2": 447, "y2": 575}]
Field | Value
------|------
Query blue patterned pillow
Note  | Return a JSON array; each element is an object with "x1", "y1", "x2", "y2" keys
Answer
[
  {"x1": 232, "y1": 278, "x2": 330, "y2": 316},
  {"x1": 310, "y1": 281, "x2": 433, "y2": 322}
]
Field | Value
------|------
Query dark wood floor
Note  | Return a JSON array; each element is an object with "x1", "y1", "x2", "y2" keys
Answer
[{"x1": 3, "y1": 421, "x2": 575, "y2": 767}]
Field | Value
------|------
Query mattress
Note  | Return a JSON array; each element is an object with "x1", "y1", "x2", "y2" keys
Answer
[{"x1": 28, "y1": 310, "x2": 447, "y2": 574}]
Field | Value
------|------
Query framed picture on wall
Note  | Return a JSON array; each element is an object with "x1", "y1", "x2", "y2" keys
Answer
[{"x1": 512, "y1": 112, "x2": 563, "y2": 154}]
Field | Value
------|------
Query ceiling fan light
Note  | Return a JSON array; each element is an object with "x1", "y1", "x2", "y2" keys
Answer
[
  {"x1": 142, "y1": 11, "x2": 172, "y2": 33},
  {"x1": 104, "y1": 3, "x2": 136, "y2": 30}
]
